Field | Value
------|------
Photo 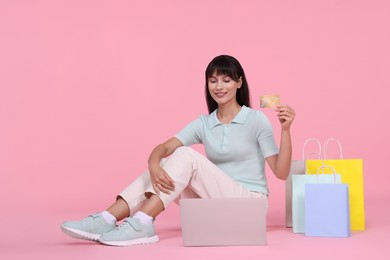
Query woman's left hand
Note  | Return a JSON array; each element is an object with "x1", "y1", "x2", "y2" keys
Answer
[{"x1": 275, "y1": 104, "x2": 295, "y2": 130}]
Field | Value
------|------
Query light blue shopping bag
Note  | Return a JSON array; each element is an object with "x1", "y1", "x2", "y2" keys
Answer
[{"x1": 286, "y1": 138, "x2": 322, "y2": 228}]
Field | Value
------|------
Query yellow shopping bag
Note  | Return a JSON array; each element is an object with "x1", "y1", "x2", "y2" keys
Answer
[{"x1": 306, "y1": 139, "x2": 365, "y2": 231}]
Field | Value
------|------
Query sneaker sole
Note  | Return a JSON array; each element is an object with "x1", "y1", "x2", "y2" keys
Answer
[
  {"x1": 99, "y1": 235, "x2": 159, "y2": 246},
  {"x1": 60, "y1": 224, "x2": 101, "y2": 241}
]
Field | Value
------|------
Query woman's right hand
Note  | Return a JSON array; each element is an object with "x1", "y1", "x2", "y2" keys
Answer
[
  {"x1": 147, "y1": 137, "x2": 182, "y2": 195},
  {"x1": 149, "y1": 165, "x2": 175, "y2": 195}
]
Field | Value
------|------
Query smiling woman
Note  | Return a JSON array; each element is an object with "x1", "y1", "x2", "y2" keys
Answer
[
  {"x1": 0, "y1": 0, "x2": 388, "y2": 256},
  {"x1": 60, "y1": 54, "x2": 295, "y2": 247},
  {"x1": 205, "y1": 55, "x2": 251, "y2": 116}
]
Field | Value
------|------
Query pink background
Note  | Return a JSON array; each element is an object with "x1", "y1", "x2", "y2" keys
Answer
[{"x1": 1, "y1": 0, "x2": 389, "y2": 259}]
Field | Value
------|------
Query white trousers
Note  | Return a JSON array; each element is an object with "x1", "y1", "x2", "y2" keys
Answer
[{"x1": 118, "y1": 147, "x2": 266, "y2": 213}]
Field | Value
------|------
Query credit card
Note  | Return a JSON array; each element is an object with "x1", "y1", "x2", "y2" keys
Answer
[{"x1": 260, "y1": 95, "x2": 280, "y2": 108}]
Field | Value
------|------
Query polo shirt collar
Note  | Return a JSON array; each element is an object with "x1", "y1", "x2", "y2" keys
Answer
[{"x1": 208, "y1": 105, "x2": 250, "y2": 129}]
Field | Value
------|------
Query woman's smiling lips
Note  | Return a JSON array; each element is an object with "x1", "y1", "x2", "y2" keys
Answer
[{"x1": 215, "y1": 92, "x2": 227, "y2": 98}]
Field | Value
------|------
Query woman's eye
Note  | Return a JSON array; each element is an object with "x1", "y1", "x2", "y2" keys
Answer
[{"x1": 222, "y1": 77, "x2": 232, "y2": 83}]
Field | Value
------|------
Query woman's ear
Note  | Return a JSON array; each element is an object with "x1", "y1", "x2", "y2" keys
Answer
[{"x1": 238, "y1": 77, "x2": 242, "y2": 88}]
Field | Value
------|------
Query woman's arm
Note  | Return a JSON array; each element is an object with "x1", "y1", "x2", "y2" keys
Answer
[
  {"x1": 266, "y1": 105, "x2": 295, "y2": 180},
  {"x1": 147, "y1": 137, "x2": 183, "y2": 194}
]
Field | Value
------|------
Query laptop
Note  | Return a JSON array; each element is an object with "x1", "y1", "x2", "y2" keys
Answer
[{"x1": 180, "y1": 197, "x2": 267, "y2": 246}]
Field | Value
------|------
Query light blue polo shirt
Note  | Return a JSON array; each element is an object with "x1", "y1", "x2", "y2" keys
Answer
[{"x1": 175, "y1": 105, "x2": 279, "y2": 194}]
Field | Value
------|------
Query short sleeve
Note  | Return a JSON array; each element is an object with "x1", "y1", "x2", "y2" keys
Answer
[
  {"x1": 256, "y1": 112, "x2": 279, "y2": 158},
  {"x1": 174, "y1": 117, "x2": 203, "y2": 146}
]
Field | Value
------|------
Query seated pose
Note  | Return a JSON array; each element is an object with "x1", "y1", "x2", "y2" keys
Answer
[{"x1": 61, "y1": 54, "x2": 295, "y2": 246}]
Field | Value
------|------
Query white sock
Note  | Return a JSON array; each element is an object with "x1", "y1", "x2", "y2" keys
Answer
[
  {"x1": 101, "y1": 211, "x2": 117, "y2": 224},
  {"x1": 133, "y1": 211, "x2": 153, "y2": 224}
]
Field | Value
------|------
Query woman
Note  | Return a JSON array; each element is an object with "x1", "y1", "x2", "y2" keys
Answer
[{"x1": 61, "y1": 55, "x2": 295, "y2": 246}]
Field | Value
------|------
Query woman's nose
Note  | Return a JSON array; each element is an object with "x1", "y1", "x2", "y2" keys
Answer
[{"x1": 216, "y1": 81, "x2": 223, "y2": 89}]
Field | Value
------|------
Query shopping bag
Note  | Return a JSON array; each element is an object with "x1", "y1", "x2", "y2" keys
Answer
[
  {"x1": 285, "y1": 138, "x2": 321, "y2": 228},
  {"x1": 306, "y1": 138, "x2": 365, "y2": 230},
  {"x1": 292, "y1": 166, "x2": 341, "y2": 233},
  {"x1": 305, "y1": 183, "x2": 350, "y2": 237}
]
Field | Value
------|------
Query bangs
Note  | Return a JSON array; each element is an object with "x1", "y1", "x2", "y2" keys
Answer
[{"x1": 206, "y1": 60, "x2": 240, "y2": 82}]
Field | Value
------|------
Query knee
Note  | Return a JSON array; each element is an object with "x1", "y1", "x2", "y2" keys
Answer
[
  {"x1": 169, "y1": 146, "x2": 199, "y2": 162},
  {"x1": 168, "y1": 147, "x2": 203, "y2": 165},
  {"x1": 159, "y1": 147, "x2": 193, "y2": 168},
  {"x1": 171, "y1": 146, "x2": 192, "y2": 157},
  {"x1": 174, "y1": 146, "x2": 192, "y2": 153}
]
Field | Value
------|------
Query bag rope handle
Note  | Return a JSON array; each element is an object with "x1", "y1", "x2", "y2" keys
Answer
[
  {"x1": 302, "y1": 138, "x2": 322, "y2": 160},
  {"x1": 323, "y1": 138, "x2": 343, "y2": 159},
  {"x1": 316, "y1": 165, "x2": 338, "y2": 184}
]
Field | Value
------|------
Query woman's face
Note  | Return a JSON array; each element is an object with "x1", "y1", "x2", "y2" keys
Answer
[{"x1": 208, "y1": 72, "x2": 242, "y2": 107}]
